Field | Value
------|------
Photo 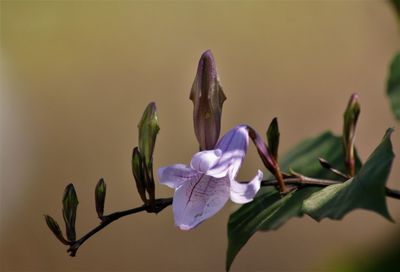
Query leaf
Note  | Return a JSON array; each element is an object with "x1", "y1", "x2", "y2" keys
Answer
[
  {"x1": 303, "y1": 129, "x2": 394, "y2": 221},
  {"x1": 226, "y1": 131, "x2": 360, "y2": 271},
  {"x1": 226, "y1": 187, "x2": 319, "y2": 271},
  {"x1": 387, "y1": 52, "x2": 400, "y2": 120},
  {"x1": 278, "y1": 131, "x2": 361, "y2": 178},
  {"x1": 392, "y1": 0, "x2": 400, "y2": 19}
]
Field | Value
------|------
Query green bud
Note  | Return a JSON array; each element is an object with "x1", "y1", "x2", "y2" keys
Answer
[
  {"x1": 95, "y1": 178, "x2": 106, "y2": 220},
  {"x1": 190, "y1": 50, "x2": 226, "y2": 150},
  {"x1": 44, "y1": 215, "x2": 69, "y2": 245},
  {"x1": 343, "y1": 93, "x2": 360, "y2": 176},
  {"x1": 62, "y1": 183, "x2": 79, "y2": 242},
  {"x1": 138, "y1": 102, "x2": 159, "y2": 205},
  {"x1": 266, "y1": 117, "x2": 280, "y2": 161},
  {"x1": 138, "y1": 102, "x2": 160, "y2": 166},
  {"x1": 132, "y1": 147, "x2": 147, "y2": 203}
]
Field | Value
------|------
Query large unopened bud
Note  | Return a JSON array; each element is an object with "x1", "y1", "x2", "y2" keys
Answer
[{"x1": 190, "y1": 50, "x2": 226, "y2": 150}]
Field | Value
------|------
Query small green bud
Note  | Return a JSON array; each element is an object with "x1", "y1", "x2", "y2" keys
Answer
[
  {"x1": 343, "y1": 93, "x2": 360, "y2": 176},
  {"x1": 137, "y1": 102, "x2": 159, "y2": 205},
  {"x1": 62, "y1": 183, "x2": 79, "y2": 242},
  {"x1": 95, "y1": 178, "x2": 106, "y2": 220},
  {"x1": 190, "y1": 50, "x2": 226, "y2": 150},
  {"x1": 266, "y1": 117, "x2": 280, "y2": 161},
  {"x1": 132, "y1": 147, "x2": 147, "y2": 203},
  {"x1": 44, "y1": 215, "x2": 69, "y2": 245},
  {"x1": 138, "y1": 102, "x2": 160, "y2": 167}
]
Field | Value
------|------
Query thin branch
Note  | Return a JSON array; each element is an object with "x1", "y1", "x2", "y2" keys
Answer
[
  {"x1": 67, "y1": 197, "x2": 172, "y2": 257},
  {"x1": 261, "y1": 177, "x2": 339, "y2": 187},
  {"x1": 66, "y1": 176, "x2": 400, "y2": 257},
  {"x1": 385, "y1": 187, "x2": 400, "y2": 200},
  {"x1": 261, "y1": 176, "x2": 400, "y2": 200}
]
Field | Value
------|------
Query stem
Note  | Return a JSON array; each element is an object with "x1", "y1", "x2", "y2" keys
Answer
[
  {"x1": 65, "y1": 177, "x2": 400, "y2": 257},
  {"x1": 385, "y1": 187, "x2": 400, "y2": 200},
  {"x1": 67, "y1": 197, "x2": 172, "y2": 257},
  {"x1": 261, "y1": 176, "x2": 400, "y2": 200},
  {"x1": 261, "y1": 176, "x2": 339, "y2": 187}
]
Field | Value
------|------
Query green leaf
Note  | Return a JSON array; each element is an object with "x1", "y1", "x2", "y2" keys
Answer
[
  {"x1": 391, "y1": 0, "x2": 400, "y2": 20},
  {"x1": 303, "y1": 129, "x2": 394, "y2": 221},
  {"x1": 226, "y1": 186, "x2": 319, "y2": 271},
  {"x1": 62, "y1": 183, "x2": 79, "y2": 242},
  {"x1": 226, "y1": 131, "x2": 360, "y2": 271},
  {"x1": 387, "y1": 52, "x2": 400, "y2": 120},
  {"x1": 279, "y1": 131, "x2": 361, "y2": 178}
]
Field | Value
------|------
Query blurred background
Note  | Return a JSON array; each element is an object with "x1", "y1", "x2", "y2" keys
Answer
[{"x1": 1, "y1": 1, "x2": 400, "y2": 271}]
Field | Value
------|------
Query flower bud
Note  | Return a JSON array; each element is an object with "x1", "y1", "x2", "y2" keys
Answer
[
  {"x1": 247, "y1": 126, "x2": 287, "y2": 193},
  {"x1": 138, "y1": 102, "x2": 159, "y2": 205},
  {"x1": 266, "y1": 117, "x2": 280, "y2": 161},
  {"x1": 62, "y1": 183, "x2": 79, "y2": 242},
  {"x1": 138, "y1": 102, "x2": 160, "y2": 166},
  {"x1": 190, "y1": 50, "x2": 226, "y2": 150},
  {"x1": 343, "y1": 93, "x2": 360, "y2": 176},
  {"x1": 132, "y1": 147, "x2": 147, "y2": 203},
  {"x1": 44, "y1": 215, "x2": 69, "y2": 245},
  {"x1": 247, "y1": 126, "x2": 277, "y2": 174},
  {"x1": 95, "y1": 178, "x2": 106, "y2": 220}
]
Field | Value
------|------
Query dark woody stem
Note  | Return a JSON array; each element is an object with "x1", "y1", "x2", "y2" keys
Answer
[
  {"x1": 66, "y1": 178, "x2": 400, "y2": 257},
  {"x1": 67, "y1": 197, "x2": 173, "y2": 257},
  {"x1": 261, "y1": 177, "x2": 400, "y2": 200}
]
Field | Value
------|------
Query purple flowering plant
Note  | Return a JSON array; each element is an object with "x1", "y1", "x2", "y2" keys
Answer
[{"x1": 45, "y1": 48, "x2": 400, "y2": 270}]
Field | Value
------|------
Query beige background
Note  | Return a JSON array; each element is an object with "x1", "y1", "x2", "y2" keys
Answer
[{"x1": 1, "y1": 1, "x2": 400, "y2": 271}]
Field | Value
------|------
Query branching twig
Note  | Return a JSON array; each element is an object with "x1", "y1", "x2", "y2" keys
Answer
[
  {"x1": 67, "y1": 197, "x2": 172, "y2": 257},
  {"x1": 66, "y1": 176, "x2": 400, "y2": 257}
]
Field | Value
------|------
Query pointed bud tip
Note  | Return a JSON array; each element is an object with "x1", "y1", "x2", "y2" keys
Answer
[
  {"x1": 197, "y1": 50, "x2": 217, "y2": 79},
  {"x1": 200, "y1": 49, "x2": 214, "y2": 60},
  {"x1": 148, "y1": 101, "x2": 156, "y2": 111},
  {"x1": 347, "y1": 93, "x2": 360, "y2": 111},
  {"x1": 318, "y1": 157, "x2": 331, "y2": 168},
  {"x1": 350, "y1": 93, "x2": 359, "y2": 101}
]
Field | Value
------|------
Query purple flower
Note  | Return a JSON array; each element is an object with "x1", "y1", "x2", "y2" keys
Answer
[{"x1": 158, "y1": 125, "x2": 263, "y2": 230}]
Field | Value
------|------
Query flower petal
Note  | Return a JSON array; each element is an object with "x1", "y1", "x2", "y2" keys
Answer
[
  {"x1": 206, "y1": 125, "x2": 249, "y2": 178},
  {"x1": 190, "y1": 149, "x2": 222, "y2": 173},
  {"x1": 158, "y1": 164, "x2": 197, "y2": 189},
  {"x1": 229, "y1": 170, "x2": 263, "y2": 204},
  {"x1": 172, "y1": 173, "x2": 230, "y2": 230}
]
